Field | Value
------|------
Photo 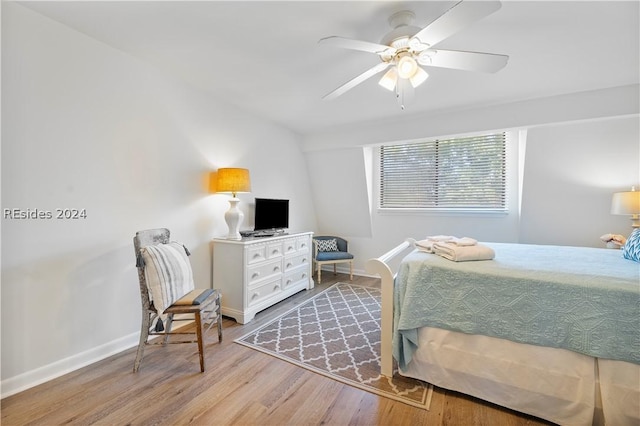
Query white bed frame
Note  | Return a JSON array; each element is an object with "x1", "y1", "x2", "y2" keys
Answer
[
  {"x1": 365, "y1": 239, "x2": 640, "y2": 426},
  {"x1": 365, "y1": 238, "x2": 415, "y2": 377}
]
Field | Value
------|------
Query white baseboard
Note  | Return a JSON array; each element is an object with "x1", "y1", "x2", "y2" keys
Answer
[
  {"x1": 1, "y1": 320, "x2": 197, "y2": 399},
  {"x1": 1, "y1": 332, "x2": 139, "y2": 399},
  {"x1": 317, "y1": 265, "x2": 373, "y2": 279}
]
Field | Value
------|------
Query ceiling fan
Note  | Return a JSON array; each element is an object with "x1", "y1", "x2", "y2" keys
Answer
[{"x1": 319, "y1": 0, "x2": 509, "y2": 109}]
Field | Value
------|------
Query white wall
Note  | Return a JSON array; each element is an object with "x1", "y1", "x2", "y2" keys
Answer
[
  {"x1": 1, "y1": 2, "x2": 316, "y2": 396},
  {"x1": 303, "y1": 88, "x2": 639, "y2": 274},
  {"x1": 520, "y1": 117, "x2": 640, "y2": 246}
]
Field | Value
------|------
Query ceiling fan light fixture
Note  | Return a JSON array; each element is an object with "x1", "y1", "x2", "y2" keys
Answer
[
  {"x1": 409, "y1": 66, "x2": 429, "y2": 88},
  {"x1": 378, "y1": 67, "x2": 397, "y2": 91},
  {"x1": 319, "y1": 3, "x2": 508, "y2": 105},
  {"x1": 397, "y1": 55, "x2": 418, "y2": 79}
]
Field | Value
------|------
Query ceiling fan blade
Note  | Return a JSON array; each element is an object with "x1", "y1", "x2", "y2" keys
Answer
[
  {"x1": 323, "y1": 62, "x2": 391, "y2": 100},
  {"x1": 411, "y1": 0, "x2": 502, "y2": 48},
  {"x1": 418, "y1": 49, "x2": 508, "y2": 73},
  {"x1": 319, "y1": 36, "x2": 396, "y2": 56}
]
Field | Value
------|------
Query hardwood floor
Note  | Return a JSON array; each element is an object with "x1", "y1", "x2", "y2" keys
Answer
[{"x1": 1, "y1": 273, "x2": 553, "y2": 425}]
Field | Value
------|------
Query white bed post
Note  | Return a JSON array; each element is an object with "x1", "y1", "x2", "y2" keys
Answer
[{"x1": 366, "y1": 238, "x2": 415, "y2": 377}]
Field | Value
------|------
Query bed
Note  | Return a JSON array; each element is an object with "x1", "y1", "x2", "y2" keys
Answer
[{"x1": 366, "y1": 240, "x2": 640, "y2": 426}]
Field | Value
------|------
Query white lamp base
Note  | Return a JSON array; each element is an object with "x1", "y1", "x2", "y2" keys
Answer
[{"x1": 225, "y1": 197, "x2": 244, "y2": 240}]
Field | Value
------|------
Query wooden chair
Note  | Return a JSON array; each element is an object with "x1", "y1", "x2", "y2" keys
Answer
[
  {"x1": 133, "y1": 228, "x2": 222, "y2": 372},
  {"x1": 313, "y1": 236, "x2": 354, "y2": 284}
]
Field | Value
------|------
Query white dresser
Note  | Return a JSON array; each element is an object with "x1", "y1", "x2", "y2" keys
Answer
[{"x1": 212, "y1": 232, "x2": 314, "y2": 324}]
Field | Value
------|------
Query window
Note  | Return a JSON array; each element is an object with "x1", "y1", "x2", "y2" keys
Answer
[{"x1": 379, "y1": 132, "x2": 507, "y2": 211}]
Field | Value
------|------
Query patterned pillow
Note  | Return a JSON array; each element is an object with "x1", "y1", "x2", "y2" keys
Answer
[
  {"x1": 622, "y1": 228, "x2": 640, "y2": 262},
  {"x1": 317, "y1": 238, "x2": 339, "y2": 252},
  {"x1": 141, "y1": 242, "x2": 195, "y2": 315}
]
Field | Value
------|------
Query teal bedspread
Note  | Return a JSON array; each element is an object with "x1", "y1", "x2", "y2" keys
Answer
[{"x1": 393, "y1": 243, "x2": 640, "y2": 370}]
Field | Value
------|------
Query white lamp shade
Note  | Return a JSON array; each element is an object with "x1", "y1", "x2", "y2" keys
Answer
[
  {"x1": 397, "y1": 56, "x2": 418, "y2": 79},
  {"x1": 409, "y1": 67, "x2": 429, "y2": 88},
  {"x1": 378, "y1": 67, "x2": 397, "y2": 91},
  {"x1": 611, "y1": 190, "x2": 640, "y2": 215}
]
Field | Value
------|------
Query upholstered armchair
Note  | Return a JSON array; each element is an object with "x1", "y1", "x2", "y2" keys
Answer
[{"x1": 312, "y1": 236, "x2": 354, "y2": 284}]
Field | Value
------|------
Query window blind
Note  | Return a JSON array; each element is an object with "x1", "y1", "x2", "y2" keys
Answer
[{"x1": 379, "y1": 133, "x2": 507, "y2": 210}]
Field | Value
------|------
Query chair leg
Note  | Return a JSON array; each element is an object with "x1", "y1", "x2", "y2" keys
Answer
[
  {"x1": 349, "y1": 261, "x2": 353, "y2": 281},
  {"x1": 163, "y1": 313, "x2": 174, "y2": 345},
  {"x1": 134, "y1": 311, "x2": 150, "y2": 372},
  {"x1": 317, "y1": 263, "x2": 322, "y2": 284},
  {"x1": 194, "y1": 311, "x2": 205, "y2": 372},
  {"x1": 215, "y1": 293, "x2": 223, "y2": 341},
  {"x1": 333, "y1": 264, "x2": 337, "y2": 275}
]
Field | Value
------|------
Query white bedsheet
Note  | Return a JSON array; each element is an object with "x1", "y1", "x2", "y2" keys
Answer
[{"x1": 400, "y1": 327, "x2": 640, "y2": 426}]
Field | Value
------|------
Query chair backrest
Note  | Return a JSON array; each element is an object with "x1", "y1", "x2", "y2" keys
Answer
[
  {"x1": 313, "y1": 236, "x2": 348, "y2": 252},
  {"x1": 134, "y1": 228, "x2": 171, "y2": 314}
]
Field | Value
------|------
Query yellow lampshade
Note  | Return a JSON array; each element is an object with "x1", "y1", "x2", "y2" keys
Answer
[{"x1": 215, "y1": 168, "x2": 251, "y2": 197}]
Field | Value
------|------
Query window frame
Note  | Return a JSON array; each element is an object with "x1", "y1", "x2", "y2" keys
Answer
[{"x1": 374, "y1": 131, "x2": 515, "y2": 216}]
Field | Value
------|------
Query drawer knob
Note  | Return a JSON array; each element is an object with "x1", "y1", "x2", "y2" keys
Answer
[
  {"x1": 274, "y1": 284, "x2": 280, "y2": 290},
  {"x1": 286, "y1": 263, "x2": 292, "y2": 268},
  {"x1": 253, "y1": 253, "x2": 261, "y2": 259},
  {"x1": 252, "y1": 272, "x2": 260, "y2": 279},
  {"x1": 252, "y1": 292, "x2": 260, "y2": 299},
  {"x1": 273, "y1": 266, "x2": 280, "y2": 272}
]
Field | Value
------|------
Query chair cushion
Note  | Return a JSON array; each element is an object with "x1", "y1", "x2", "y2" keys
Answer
[
  {"x1": 316, "y1": 238, "x2": 339, "y2": 252},
  {"x1": 622, "y1": 228, "x2": 640, "y2": 262},
  {"x1": 140, "y1": 242, "x2": 195, "y2": 314},
  {"x1": 173, "y1": 288, "x2": 215, "y2": 306},
  {"x1": 316, "y1": 251, "x2": 354, "y2": 261}
]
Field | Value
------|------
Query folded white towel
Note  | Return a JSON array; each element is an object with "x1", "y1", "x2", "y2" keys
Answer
[
  {"x1": 427, "y1": 235, "x2": 455, "y2": 241},
  {"x1": 433, "y1": 242, "x2": 495, "y2": 262},
  {"x1": 451, "y1": 237, "x2": 477, "y2": 246},
  {"x1": 415, "y1": 236, "x2": 455, "y2": 253}
]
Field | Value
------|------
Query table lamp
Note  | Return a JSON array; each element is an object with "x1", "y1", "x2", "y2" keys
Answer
[
  {"x1": 611, "y1": 186, "x2": 640, "y2": 229},
  {"x1": 216, "y1": 168, "x2": 251, "y2": 240}
]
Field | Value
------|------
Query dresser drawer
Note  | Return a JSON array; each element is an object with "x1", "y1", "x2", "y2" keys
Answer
[
  {"x1": 247, "y1": 258, "x2": 282, "y2": 286},
  {"x1": 266, "y1": 241, "x2": 284, "y2": 259},
  {"x1": 246, "y1": 244, "x2": 267, "y2": 265},
  {"x1": 283, "y1": 268, "x2": 310, "y2": 290},
  {"x1": 296, "y1": 236, "x2": 310, "y2": 253},
  {"x1": 284, "y1": 253, "x2": 310, "y2": 272},
  {"x1": 247, "y1": 278, "x2": 282, "y2": 307},
  {"x1": 283, "y1": 238, "x2": 298, "y2": 255}
]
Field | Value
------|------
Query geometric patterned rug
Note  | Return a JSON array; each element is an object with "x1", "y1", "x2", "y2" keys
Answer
[{"x1": 235, "y1": 283, "x2": 433, "y2": 409}]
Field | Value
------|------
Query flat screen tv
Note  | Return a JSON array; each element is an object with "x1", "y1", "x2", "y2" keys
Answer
[{"x1": 254, "y1": 198, "x2": 289, "y2": 231}]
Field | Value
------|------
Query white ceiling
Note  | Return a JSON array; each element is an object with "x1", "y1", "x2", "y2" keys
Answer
[{"x1": 19, "y1": 1, "x2": 640, "y2": 135}]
